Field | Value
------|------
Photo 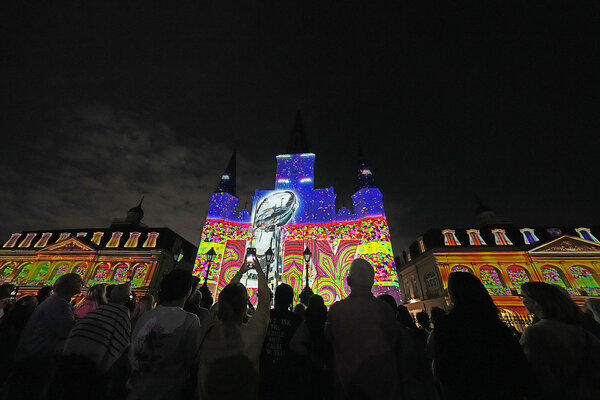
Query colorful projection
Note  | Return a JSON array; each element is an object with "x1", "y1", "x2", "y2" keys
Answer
[{"x1": 196, "y1": 152, "x2": 401, "y2": 306}]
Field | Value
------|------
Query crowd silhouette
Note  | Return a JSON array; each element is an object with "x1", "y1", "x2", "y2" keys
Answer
[{"x1": 1, "y1": 259, "x2": 600, "y2": 400}]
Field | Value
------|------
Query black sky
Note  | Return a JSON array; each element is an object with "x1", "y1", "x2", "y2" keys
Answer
[{"x1": 2, "y1": 1, "x2": 599, "y2": 253}]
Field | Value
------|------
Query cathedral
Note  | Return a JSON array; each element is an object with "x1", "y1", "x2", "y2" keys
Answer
[{"x1": 195, "y1": 112, "x2": 400, "y2": 305}]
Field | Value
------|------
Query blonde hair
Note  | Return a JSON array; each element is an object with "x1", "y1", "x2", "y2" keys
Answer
[{"x1": 85, "y1": 284, "x2": 107, "y2": 305}]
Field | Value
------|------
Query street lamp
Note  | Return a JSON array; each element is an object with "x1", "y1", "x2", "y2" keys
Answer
[
  {"x1": 173, "y1": 248, "x2": 184, "y2": 271},
  {"x1": 303, "y1": 246, "x2": 312, "y2": 289},
  {"x1": 203, "y1": 247, "x2": 217, "y2": 286},
  {"x1": 265, "y1": 247, "x2": 274, "y2": 273}
]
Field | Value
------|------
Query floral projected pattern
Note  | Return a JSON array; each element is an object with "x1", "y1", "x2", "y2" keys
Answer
[
  {"x1": 282, "y1": 240, "x2": 305, "y2": 304},
  {"x1": 541, "y1": 266, "x2": 578, "y2": 295},
  {"x1": 570, "y1": 266, "x2": 600, "y2": 296},
  {"x1": 310, "y1": 239, "x2": 359, "y2": 306},
  {"x1": 88, "y1": 263, "x2": 110, "y2": 286},
  {"x1": 51, "y1": 263, "x2": 70, "y2": 283},
  {"x1": 34, "y1": 263, "x2": 51, "y2": 281},
  {"x1": 112, "y1": 264, "x2": 129, "y2": 284},
  {"x1": 215, "y1": 240, "x2": 246, "y2": 298},
  {"x1": 451, "y1": 265, "x2": 472, "y2": 273},
  {"x1": 73, "y1": 264, "x2": 87, "y2": 278},
  {"x1": 479, "y1": 266, "x2": 510, "y2": 296},
  {"x1": 507, "y1": 266, "x2": 530, "y2": 291},
  {"x1": 0, "y1": 263, "x2": 15, "y2": 282},
  {"x1": 131, "y1": 264, "x2": 149, "y2": 288}
]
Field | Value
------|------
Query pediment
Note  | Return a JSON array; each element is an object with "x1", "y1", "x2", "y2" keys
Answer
[
  {"x1": 39, "y1": 237, "x2": 96, "y2": 253},
  {"x1": 529, "y1": 235, "x2": 600, "y2": 253}
]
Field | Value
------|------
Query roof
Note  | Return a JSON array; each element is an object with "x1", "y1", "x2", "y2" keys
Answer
[{"x1": 285, "y1": 110, "x2": 310, "y2": 154}]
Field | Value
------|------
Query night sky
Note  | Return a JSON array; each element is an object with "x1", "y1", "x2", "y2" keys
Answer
[{"x1": 2, "y1": 1, "x2": 599, "y2": 254}]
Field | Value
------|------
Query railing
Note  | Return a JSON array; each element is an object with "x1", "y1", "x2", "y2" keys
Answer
[{"x1": 500, "y1": 314, "x2": 535, "y2": 332}]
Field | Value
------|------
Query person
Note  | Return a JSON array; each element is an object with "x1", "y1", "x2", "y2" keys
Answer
[
  {"x1": 74, "y1": 283, "x2": 107, "y2": 318},
  {"x1": 184, "y1": 287, "x2": 203, "y2": 318},
  {"x1": 397, "y1": 305, "x2": 428, "y2": 347},
  {"x1": 377, "y1": 294, "x2": 398, "y2": 317},
  {"x1": 290, "y1": 294, "x2": 333, "y2": 399},
  {"x1": 260, "y1": 283, "x2": 302, "y2": 399},
  {"x1": 130, "y1": 294, "x2": 154, "y2": 329},
  {"x1": 36, "y1": 286, "x2": 53, "y2": 304},
  {"x1": 430, "y1": 306, "x2": 446, "y2": 327},
  {"x1": 416, "y1": 311, "x2": 432, "y2": 334},
  {"x1": 15, "y1": 273, "x2": 83, "y2": 360},
  {"x1": 199, "y1": 284, "x2": 214, "y2": 309},
  {"x1": 430, "y1": 272, "x2": 532, "y2": 400},
  {"x1": 325, "y1": 258, "x2": 399, "y2": 400},
  {"x1": 64, "y1": 284, "x2": 132, "y2": 373},
  {"x1": 128, "y1": 270, "x2": 200, "y2": 400},
  {"x1": 293, "y1": 302, "x2": 306, "y2": 319},
  {"x1": 584, "y1": 297, "x2": 600, "y2": 324},
  {"x1": 196, "y1": 258, "x2": 269, "y2": 399},
  {"x1": 519, "y1": 282, "x2": 600, "y2": 400},
  {"x1": 0, "y1": 283, "x2": 16, "y2": 321}
]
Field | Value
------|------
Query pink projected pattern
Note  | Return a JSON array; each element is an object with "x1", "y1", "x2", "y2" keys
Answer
[
  {"x1": 310, "y1": 239, "x2": 358, "y2": 306},
  {"x1": 216, "y1": 240, "x2": 246, "y2": 298}
]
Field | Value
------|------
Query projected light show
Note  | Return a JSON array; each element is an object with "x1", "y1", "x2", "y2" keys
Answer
[{"x1": 194, "y1": 147, "x2": 400, "y2": 306}]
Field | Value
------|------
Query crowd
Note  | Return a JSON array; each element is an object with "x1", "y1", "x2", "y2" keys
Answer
[{"x1": 1, "y1": 258, "x2": 600, "y2": 400}]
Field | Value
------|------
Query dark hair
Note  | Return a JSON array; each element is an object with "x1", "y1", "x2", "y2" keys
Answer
[
  {"x1": 396, "y1": 305, "x2": 417, "y2": 328},
  {"x1": 274, "y1": 283, "x2": 294, "y2": 310},
  {"x1": 416, "y1": 311, "x2": 431, "y2": 327},
  {"x1": 521, "y1": 281, "x2": 585, "y2": 324},
  {"x1": 306, "y1": 294, "x2": 327, "y2": 332},
  {"x1": 377, "y1": 294, "x2": 397, "y2": 314},
  {"x1": 159, "y1": 269, "x2": 193, "y2": 302},
  {"x1": 36, "y1": 286, "x2": 53, "y2": 303},
  {"x1": 199, "y1": 284, "x2": 214, "y2": 309},
  {"x1": 299, "y1": 286, "x2": 314, "y2": 306},
  {"x1": 217, "y1": 283, "x2": 248, "y2": 323},
  {"x1": 447, "y1": 271, "x2": 498, "y2": 320},
  {"x1": 430, "y1": 306, "x2": 446, "y2": 324}
]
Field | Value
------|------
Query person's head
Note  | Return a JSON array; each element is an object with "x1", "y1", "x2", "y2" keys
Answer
[
  {"x1": 159, "y1": 269, "x2": 194, "y2": 304},
  {"x1": 293, "y1": 303, "x2": 306, "y2": 319},
  {"x1": 430, "y1": 306, "x2": 446, "y2": 325},
  {"x1": 199, "y1": 284, "x2": 214, "y2": 309},
  {"x1": 416, "y1": 311, "x2": 431, "y2": 328},
  {"x1": 347, "y1": 258, "x2": 374, "y2": 291},
  {"x1": 217, "y1": 282, "x2": 248, "y2": 324},
  {"x1": 305, "y1": 294, "x2": 327, "y2": 330},
  {"x1": 53, "y1": 273, "x2": 84, "y2": 299},
  {"x1": 133, "y1": 294, "x2": 154, "y2": 317},
  {"x1": 396, "y1": 305, "x2": 416, "y2": 328},
  {"x1": 5, "y1": 295, "x2": 38, "y2": 326},
  {"x1": 109, "y1": 284, "x2": 131, "y2": 305},
  {"x1": 187, "y1": 290, "x2": 201, "y2": 306},
  {"x1": 377, "y1": 294, "x2": 397, "y2": 314},
  {"x1": 105, "y1": 284, "x2": 116, "y2": 300},
  {"x1": 520, "y1": 282, "x2": 584, "y2": 324},
  {"x1": 85, "y1": 284, "x2": 107, "y2": 305},
  {"x1": 274, "y1": 283, "x2": 294, "y2": 310},
  {"x1": 1, "y1": 283, "x2": 15, "y2": 303},
  {"x1": 584, "y1": 298, "x2": 600, "y2": 324},
  {"x1": 447, "y1": 271, "x2": 498, "y2": 319},
  {"x1": 299, "y1": 286, "x2": 314, "y2": 306},
  {"x1": 36, "y1": 286, "x2": 53, "y2": 304}
]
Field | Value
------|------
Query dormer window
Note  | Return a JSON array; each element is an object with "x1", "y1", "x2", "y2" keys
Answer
[
  {"x1": 106, "y1": 232, "x2": 123, "y2": 247},
  {"x1": 405, "y1": 248, "x2": 411, "y2": 262},
  {"x1": 18, "y1": 233, "x2": 37, "y2": 247},
  {"x1": 520, "y1": 228, "x2": 539, "y2": 245},
  {"x1": 143, "y1": 232, "x2": 159, "y2": 248},
  {"x1": 547, "y1": 228, "x2": 562, "y2": 237},
  {"x1": 466, "y1": 229, "x2": 486, "y2": 246},
  {"x1": 418, "y1": 238, "x2": 426, "y2": 253},
  {"x1": 34, "y1": 232, "x2": 52, "y2": 247},
  {"x1": 442, "y1": 229, "x2": 461, "y2": 246},
  {"x1": 91, "y1": 232, "x2": 104, "y2": 245},
  {"x1": 124, "y1": 232, "x2": 141, "y2": 248},
  {"x1": 3, "y1": 233, "x2": 22, "y2": 248},
  {"x1": 57, "y1": 232, "x2": 71, "y2": 242},
  {"x1": 492, "y1": 229, "x2": 512, "y2": 245},
  {"x1": 575, "y1": 228, "x2": 599, "y2": 243}
]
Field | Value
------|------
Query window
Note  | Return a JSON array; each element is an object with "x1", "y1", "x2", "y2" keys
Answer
[
  {"x1": 49, "y1": 263, "x2": 70, "y2": 283},
  {"x1": 88, "y1": 263, "x2": 111, "y2": 285},
  {"x1": 575, "y1": 228, "x2": 599, "y2": 243},
  {"x1": 131, "y1": 264, "x2": 149, "y2": 288},
  {"x1": 33, "y1": 262, "x2": 51, "y2": 281},
  {"x1": 418, "y1": 238, "x2": 426, "y2": 253},
  {"x1": 507, "y1": 265, "x2": 530, "y2": 291},
  {"x1": 479, "y1": 265, "x2": 510, "y2": 295},
  {"x1": 547, "y1": 228, "x2": 562, "y2": 237},
  {"x1": 106, "y1": 232, "x2": 123, "y2": 247},
  {"x1": 540, "y1": 265, "x2": 578, "y2": 295},
  {"x1": 451, "y1": 265, "x2": 472, "y2": 273},
  {"x1": 442, "y1": 229, "x2": 461, "y2": 246},
  {"x1": 492, "y1": 229, "x2": 512, "y2": 245},
  {"x1": 570, "y1": 265, "x2": 600, "y2": 296},
  {"x1": 111, "y1": 264, "x2": 129, "y2": 284},
  {"x1": 16, "y1": 263, "x2": 32, "y2": 280},
  {"x1": 57, "y1": 232, "x2": 71, "y2": 242},
  {"x1": 91, "y1": 232, "x2": 104, "y2": 245},
  {"x1": 0, "y1": 262, "x2": 16, "y2": 282},
  {"x1": 520, "y1": 228, "x2": 539, "y2": 245},
  {"x1": 18, "y1": 233, "x2": 37, "y2": 247},
  {"x1": 3, "y1": 233, "x2": 22, "y2": 248},
  {"x1": 143, "y1": 232, "x2": 159, "y2": 248},
  {"x1": 466, "y1": 229, "x2": 486, "y2": 245},
  {"x1": 73, "y1": 263, "x2": 87, "y2": 278},
  {"x1": 76, "y1": 232, "x2": 88, "y2": 238},
  {"x1": 404, "y1": 249, "x2": 411, "y2": 262},
  {"x1": 34, "y1": 232, "x2": 52, "y2": 247},
  {"x1": 124, "y1": 232, "x2": 141, "y2": 248}
]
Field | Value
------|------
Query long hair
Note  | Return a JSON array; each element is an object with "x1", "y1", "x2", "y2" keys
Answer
[
  {"x1": 84, "y1": 284, "x2": 107, "y2": 305},
  {"x1": 217, "y1": 283, "x2": 248, "y2": 324},
  {"x1": 306, "y1": 294, "x2": 327, "y2": 335},
  {"x1": 520, "y1": 281, "x2": 585, "y2": 324},
  {"x1": 447, "y1": 271, "x2": 499, "y2": 321}
]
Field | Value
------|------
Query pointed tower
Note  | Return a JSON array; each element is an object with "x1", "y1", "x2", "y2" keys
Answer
[
  {"x1": 351, "y1": 146, "x2": 384, "y2": 218},
  {"x1": 111, "y1": 196, "x2": 147, "y2": 227},
  {"x1": 475, "y1": 196, "x2": 496, "y2": 227},
  {"x1": 275, "y1": 111, "x2": 315, "y2": 191},
  {"x1": 207, "y1": 152, "x2": 239, "y2": 220}
]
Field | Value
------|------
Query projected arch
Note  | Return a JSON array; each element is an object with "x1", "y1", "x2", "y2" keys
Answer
[
  {"x1": 479, "y1": 265, "x2": 510, "y2": 296},
  {"x1": 570, "y1": 265, "x2": 600, "y2": 296},
  {"x1": 507, "y1": 265, "x2": 531, "y2": 291},
  {"x1": 540, "y1": 265, "x2": 577, "y2": 295},
  {"x1": 88, "y1": 263, "x2": 111, "y2": 286}
]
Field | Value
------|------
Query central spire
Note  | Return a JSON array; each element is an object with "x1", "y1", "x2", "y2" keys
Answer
[
  {"x1": 214, "y1": 151, "x2": 237, "y2": 197},
  {"x1": 355, "y1": 142, "x2": 376, "y2": 191},
  {"x1": 285, "y1": 110, "x2": 310, "y2": 154}
]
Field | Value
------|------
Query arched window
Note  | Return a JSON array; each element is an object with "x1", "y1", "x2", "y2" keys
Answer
[
  {"x1": 570, "y1": 265, "x2": 600, "y2": 296},
  {"x1": 451, "y1": 265, "x2": 473, "y2": 274},
  {"x1": 575, "y1": 228, "x2": 599, "y2": 243},
  {"x1": 507, "y1": 265, "x2": 531, "y2": 291},
  {"x1": 88, "y1": 263, "x2": 111, "y2": 286},
  {"x1": 111, "y1": 263, "x2": 129, "y2": 284},
  {"x1": 0, "y1": 262, "x2": 16, "y2": 282},
  {"x1": 130, "y1": 263, "x2": 149, "y2": 288},
  {"x1": 72, "y1": 263, "x2": 88, "y2": 278},
  {"x1": 492, "y1": 229, "x2": 513, "y2": 245},
  {"x1": 520, "y1": 228, "x2": 539, "y2": 245},
  {"x1": 49, "y1": 263, "x2": 70, "y2": 283},
  {"x1": 467, "y1": 229, "x2": 486, "y2": 245},
  {"x1": 479, "y1": 265, "x2": 510, "y2": 296},
  {"x1": 442, "y1": 229, "x2": 461, "y2": 246},
  {"x1": 33, "y1": 262, "x2": 51, "y2": 282},
  {"x1": 15, "y1": 263, "x2": 33, "y2": 281},
  {"x1": 540, "y1": 265, "x2": 578, "y2": 295}
]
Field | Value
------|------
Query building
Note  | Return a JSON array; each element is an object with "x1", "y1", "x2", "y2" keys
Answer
[
  {"x1": 0, "y1": 200, "x2": 198, "y2": 299},
  {"x1": 397, "y1": 203, "x2": 600, "y2": 323},
  {"x1": 194, "y1": 112, "x2": 400, "y2": 305}
]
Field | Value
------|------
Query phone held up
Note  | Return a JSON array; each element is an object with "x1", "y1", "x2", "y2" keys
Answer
[
  {"x1": 10, "y1": 286, "x2": 19, "y2": 301},
  {"x1": 245, "y1": 247, "x2": 257, "y2": 268}
]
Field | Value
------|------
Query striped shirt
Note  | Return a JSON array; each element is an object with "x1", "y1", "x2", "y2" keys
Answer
[{"x1": 64, "y1": 303, "x2": 131, "y2": 372}]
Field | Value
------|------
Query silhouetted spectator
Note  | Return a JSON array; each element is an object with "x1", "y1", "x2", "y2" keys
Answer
[
  {"x1": 0, "y1": 295, "x2": 38, "y2": 382},
  {"x1": 199, "y1": 284, "x2": 214, "y2": 309},
  {"x1": 430, "y1": 306, "x2": 446, "y2": 327},
  {"x1": 260, "y1": 283, "x2": 302, "y2": 399},
  {"x1": 430, "y1": 272, "x2": 531, "y2": 400},
  {"x1": 75, "y1": 283, "x2": 107, "y2": 319},
  {"x1": 36, "y1": 286, "x2": 53, "y2": 304},
  {"x1": 377, "y1": 294, "x2": 398, "y2": 316},
  {"x1": 64, "y1": 284, "x2": 132, "y2": 372},
  {"x1": 397, "y1": 305, "x2": 428, "y2": 347},
  {"x1": 325, "y1": 258, "x2": 399, "y2": 399},
  {"x1": 299, "y1": 286, "x2": 314, "y2": 306},
  {"x1": 184, "y1": 288, "x2": 203, "y2": 317},
  {"x1": 197, "y1": 260, "x2": 269, "y2": 400},
  {"x1": 0, "y1": 283, "x2": 16, "y2": 321},
  {"x1": 290, "y1": 294, "x2": 333, "y2": 399},
  {"x1": 293, "y1": 302, "x2": 306, "y2": 319},
  {"x1": 15, "y1": 273, "x2": 83, "y2": 360},
  {"x1": 584, "y1": 298, "x2": 600, "y2": 324},
  {"x1": 130, "y1": 294, "x2": 154, "y2": 330},
  {"x1": 105, "y1": 284, "x2": 116, "y2": 300},
  {"x1": 416, "y1": 311, "x2": 432, "y2": 334},
  {"x1": 129, "y1": 270, "x2": 200, "y2": 400},
  {"x1": 520, "y1": 282, "x2": 600, "y2": 400}
]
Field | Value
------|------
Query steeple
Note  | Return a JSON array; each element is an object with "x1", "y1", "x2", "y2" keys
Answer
[
  {"x1": 285, "y1": 110, "x2": 310, "y2": 154},
  {"x1": 214, "y1": 151, "x2": 237, "y2": 197},
  {"x1": 355, "y1": 142, "x2": 376, "y2": 192}
]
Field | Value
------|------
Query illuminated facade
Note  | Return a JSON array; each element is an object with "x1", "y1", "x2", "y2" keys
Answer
[
  {"x1": 0, "y1": 201, "x2": 197, "y2": 299},
  {"x1": 398, "y1": 217, "x2": 600, "y2": 321},
  {"x1": 195, "y1": 113, "x2": 400, "y2": 305}
]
